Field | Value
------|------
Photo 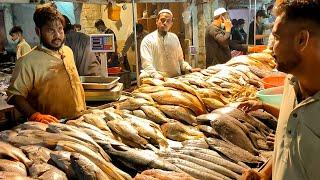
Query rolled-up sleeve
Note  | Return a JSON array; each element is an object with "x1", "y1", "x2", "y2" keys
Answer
[
  {"x1": 140, "y1": 37, "x2": 160, "y2": 78},
  {"x1": 6, "y1": 58, "x2": 33, "y2": 101}
]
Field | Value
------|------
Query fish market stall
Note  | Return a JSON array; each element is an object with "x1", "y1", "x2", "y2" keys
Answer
[{"x1": 0, "y1": 52, "x2": 281, "y2": 180}]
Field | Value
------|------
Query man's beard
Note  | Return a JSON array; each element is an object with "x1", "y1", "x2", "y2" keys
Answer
[
  {"x1": 275, "y1": 55, "x2": 301, "y2": 73},
  {"x1": 40, "y1": 36, "x2": 64, "y2": 51}
]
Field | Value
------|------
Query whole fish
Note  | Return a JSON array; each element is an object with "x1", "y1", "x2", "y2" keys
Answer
[
  {"x1": 196, "y1": 88, "x2": 229, "y2": 104},
  {"x1": 13, "y1": 121, "x2": 48, "y2": 131},
  {"x1": 202, "y1": 98, "x2": 225, "y2": 110},
  {"x1": 56, "y1": 141, "x2": 129, "y2": 180},
  {"x1": 160, "y1": 152, "x2": 240, "y2": 179},
  {"x1": 132, "y1": 93, "x2": 155, "y2": 103},
  {"x1": 248, "y1": 110, "x2": 277, "y2": 130},
  {"x1": 20, "y1": 145, "x2": 52, "y2": 164},
  {"x1": 82, "y1": 113, "x2": 112, "y2": 133},
  {"x1": 101, "y1": 143, "x2": 180, "y2": 172},
  {"x1": 182, "y1": 139, "x2": 209, "y2": 149},
  {"x1": 157, "y1": 105, "x2": 197, "y2": 125},
  {"x1": 47, "y1": 123, "x2": 111, "y2": 162},
  {"x1": 206, "y1": 138, "x2": 264, "y2": 164},
  {"x1": 29, "y1": 162, "x2": 67, "y2": 180},
  {"x1": 0, "y1": 141, "x2": 32, "y2": 167},
  {"x1": 141, "y1": 78, "x2": 164, "y2": 86},
  {"x1": 151, "y1": 90, "x2": 205, "y2": 115},
  {"x1": 161, "y1": 121, "x2": 204, "y2": 141},
  {"x1": 176, "y1": 149, "x2": 245, "y2": 174},
  {"x1": 198, "y1": 125, "x2": 219, "y2": 137},
  {"x1": 104, "y1": 110, "x2": 125, "y2": 121},
  {"x1": 115, "y1": 97, "x2": 154, "y2": 110},
  {"x1": 0, "y1": 159, "x2": 27, "y2": 176},
  {"x1": 70, "y1": 153, "x2": 111, "y2": 180},
  {"x1": 118, "y1": 113, "x2": 169, "y2": 151},
  {"x1": 0, "y1": 130, "x2": 18, "y2": 142},
  {"x1": 132, "y1": 110, "x2": 148, "y2": 119},
  {"x1": 141, "y1": 106, "x2": 169, "y2": 124},
  {"x1": 50, "y1": 151, "x2": 77, "y2": 179},
  {"x1": 133, "y1": 86, "x2": 175, "y2": 94},
  {"x1": 166, "y1": 158, "x2": 227, "y2": 180},
  {"x1": 107, "y1": 120, "x2": 149, "y2": 148},
  {"x1": 162, "y1": 78, "x2": 207, "y2": 112}
]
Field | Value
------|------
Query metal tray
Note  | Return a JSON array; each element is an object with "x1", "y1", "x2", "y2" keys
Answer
[
  {"x1": 80, "y1": 76, "x2": 120, "y2": 90},
  {"x1": 84, "y1": 83, "x2": 123, "y2": 101}
]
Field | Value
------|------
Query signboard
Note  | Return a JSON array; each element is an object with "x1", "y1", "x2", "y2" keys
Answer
[{"x1": 89, "y1": 34, "x2": 115, "y2": 53}]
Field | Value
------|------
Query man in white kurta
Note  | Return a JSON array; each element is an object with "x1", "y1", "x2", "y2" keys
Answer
[{"x1": 140, "y1": 9, "x2": 192, "y2": 79}]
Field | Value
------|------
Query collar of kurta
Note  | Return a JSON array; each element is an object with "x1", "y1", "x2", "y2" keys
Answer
[
  {"x1": 288, "y1": 74, "x2": 320, "y2": 109},
  {"x1": 157, "y1": 30, "x2": 169, "y2": 39},
  {"x1": 17, "y1": 39, "x2": 26, "y2": 47},
  {"x1": 37, "y1": 45, "x2": 65, "y2": 60}
]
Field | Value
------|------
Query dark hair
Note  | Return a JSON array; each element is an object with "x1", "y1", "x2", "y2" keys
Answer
[
  {"x1": 63, "y1": 15, "x2": 73, "y2": 32},
  {"x1": 275, "y1": 0, "x2": 320, "y2": 25},
  {"x1": 238, "y1": 19, "x2": 245, "y2": 25},
  {"x1": 231, "y1": 19, "x2": 238, "y2": 26},
  {"x1": 136, "y1": 23, "x2": 144, "y2": 33},
  {"x1": 9, "y1": 26, "x2": 23, "y2": 35},
  {"x1": 256, "y1": 10, "x2": 267, "y2": 18},
  {"x1": 33, "y1": 6, "x2": 65, "y2": 29},
  {"x1": 95, "y1": 19, "x2": 105, "y2": 28}
]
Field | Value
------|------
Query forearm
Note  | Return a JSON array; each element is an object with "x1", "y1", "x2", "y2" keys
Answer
[
  {"x1": 255, "y1": 34, "x2": 269, "y2": 40},
  {"x1": 262, "y1": 103, "x2": 280, "y2": 118},
  {"x1": 8, "y1": 95, "x2": 36, "y2": 118},
  {"x1": 259, "y1": 158, "x2": 272, "y2": 180}
]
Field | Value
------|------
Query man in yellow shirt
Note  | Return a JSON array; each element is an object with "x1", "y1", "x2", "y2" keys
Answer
[
  {"x1": 7, "y1": 6, "x2": 86, "y2": 124},
  {"x1": 9, "y1": 26, "x2": 31, "y2": 60}
]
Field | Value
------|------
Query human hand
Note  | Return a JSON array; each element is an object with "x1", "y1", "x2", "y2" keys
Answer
[
  {"x1": 241, "y1": 169, "x2": 268, "y2": 180},
  {"x1": 29, "y1": 112, "x2": 59, "y2": 124},
  {"x1": 224, "y1": 18, "x2": 232, "y2": 32},
  {"x1": 237, "y1": 100, "x2": 263, "y2": 113},
  {"x1": 267, "y1": 133, "x2": 275, "y2": 148},
  {"x1": 154, "y1": 74, "x2": 164, "y2": 80}
]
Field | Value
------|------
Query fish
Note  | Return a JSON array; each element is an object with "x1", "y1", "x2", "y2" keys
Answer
[
  {"x1": 141, "y1": 106, "x2": 169, "y2": 124},
  {"x1": 70, "y1": 152, "x2": 111, "y2": 180},
  {"x1": 196, "y1": 88, "x2": 229, "y2": 104},
  {"x1": 47, "y1": 123, "x2": 111, "y2": 162},
  {"x1": 56, "y1": 140, "x2": 128, "y2": 180},
  {"x1": 187, "y1": 78, "x2": 213, "y2": 88},
  {"x1": 0, "y1": 141, "x2": 32, "y2": 167},
  {"x1": 139, "y1": 169, "x2": 196, "y2": 180},
  {"x1": 0, "y1": 159, "x2": 27, "y2": 176},
  {"x1": 176, "y1": 149, "x2": 246, "y2": 174},
  {"x1": 182, "y1": 138, "x2": 209, "y2": 149},
  {"x1": 0, "y1": 171, "x2": 34, "y2": 179},
  {"x1": 13, "y1": 121, "x2": 48, "y2": 131},
  {"x1": 20, "y1": 145, "x2": 52, "y2": 164},
  {"x1": 50, "y1": 151, "x2": 77, "y2": 179},
  {"x1": 101, "y1": 143, "x2": 180, "y2": 172},
  {"x1": 156, "y1": 105, "x2": 197, "y2": 125},
  {"x1": 202, "y1": 98, "x2": 225, "y2": 110},
  {"x1": 115, "y1": 97, "x2": 154, "y2": 111},
  {"x1": 213, "y1": 107, "x2": 271, "y2": 135},
  {"x1": 132, "y1": 93, "x2": 155, "y2": 103},
  {"x1": 160, "y1": 152, "x2": 240, "y2": 179},
  {"x1": 107, "y1": 120, "x2": 149, "y2": 148},
  {"x1": 29, "y1": 162, "x2": 67, "y2": 180},
  {"x1": 132, "y1": 110, "x2": 148, "y2": 119},
  {"x1": 162, "y1": 78, "x2": 207, "y2": 112},
  {"x1": 208, "y1": 113, "x2": 258, "y2": 154},
  {"x1": 206, "y1": 138, "x2": 264, "y2": 164},
  {"x1": 166, "y1": 158, "x2": 227, "y2": 180},
  {"x1": 0, "y1": 130, "x2": 18, "y2": 142},
  {"x1": 197, "y1": 125, "x2": 219, "y2": 137},
  {"x1": 118, "y1": 113, "x2": 169, "y2": 151},
  {"x1": 82, "y1": 113, "x2": 112, "y2": 133},
  {"x1": 134, "y1": 174, "x2": 158, "y2": 180},
  {"x1": 161, "y1": 121, "x2": 204, "y2": 142},
  {"x1": 133, "y1": 86, "x2": 175, "y2": 94},
  {"x1": 248, "y1": 66, "x2": 271, "y2": 78},
  {"x1": 248, "y1": 110, "x2": 277, "y2": 130},
  {"x1": 104, "y1": 110, "x2": 125, "y2": 121},
  {"x1": 151, "y1": 90, "x2": 206, "y2": 115},
  {"x1": 141, "y1": 78, "x2": 165, "y2": 86}
]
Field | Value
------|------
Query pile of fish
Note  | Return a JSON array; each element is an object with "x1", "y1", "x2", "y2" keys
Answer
[{"x1": 0, "y1": 53, "x2": 278, "y2": 180}]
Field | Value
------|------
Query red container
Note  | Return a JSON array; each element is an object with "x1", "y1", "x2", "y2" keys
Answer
[
  {"x1": 108, "y1": 67, "x2": 122, "y2": 75},
  {"x1": 262, "y1": 74, "x2": 286, "y2": 89}
]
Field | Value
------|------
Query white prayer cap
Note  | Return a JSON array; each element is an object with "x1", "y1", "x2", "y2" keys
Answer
[
  {"x1": 158, "y1": 9, "x2": 173, "y2": 16},
  {"x1": 213, "y1": 8, "x2": 227, "y2": 17}
]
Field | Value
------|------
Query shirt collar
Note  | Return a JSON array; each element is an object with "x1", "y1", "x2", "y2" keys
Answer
[{"x1": 37, "y1": 45, "x2": 65, "y2": 60}]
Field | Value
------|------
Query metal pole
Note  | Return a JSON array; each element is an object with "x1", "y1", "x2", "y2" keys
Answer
[
  {"x1": 132, "y1": 0, "x2": 140, "y2": 86},
  {"x1": 254, "y1": 0, "x2": 257, "y2": 47},
  {"x1": 247, "y1": 0, "x2": 251, "y2": 45}
]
